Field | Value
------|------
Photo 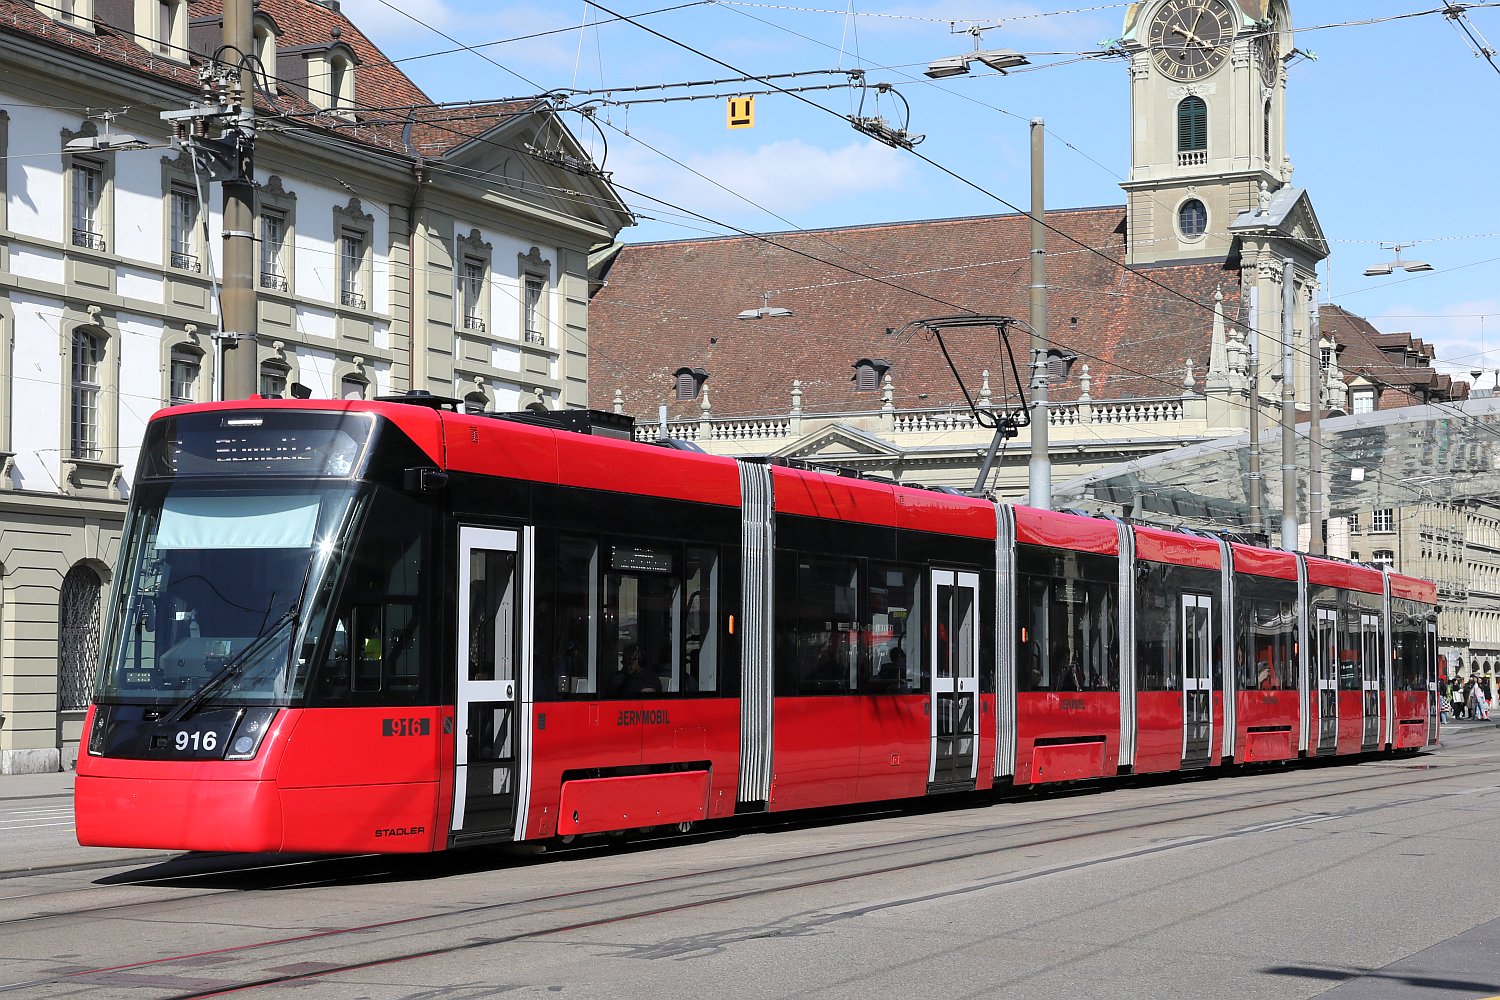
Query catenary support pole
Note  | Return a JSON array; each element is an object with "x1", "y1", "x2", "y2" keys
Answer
[
  {"x1": 219, "y1": 0, "x2": 258, "y2": 400},
  {"x1": 1027, "y1": 119, "x2": 1050, "y2": 510}
]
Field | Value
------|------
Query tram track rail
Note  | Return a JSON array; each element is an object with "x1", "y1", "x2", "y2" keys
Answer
[{"x1": 4, "y1": 746, "x2": 1497, "y2": 999}]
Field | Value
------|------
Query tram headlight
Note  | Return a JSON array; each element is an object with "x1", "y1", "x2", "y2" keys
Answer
[
  {"x1": 87, "y1": 707, "x2": 106, "y2": 756},
  {"x1": 224, "y1": 707, "x2": 278, "y2": 760}
]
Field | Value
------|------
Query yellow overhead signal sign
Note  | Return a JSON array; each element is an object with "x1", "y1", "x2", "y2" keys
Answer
[{"x1": 728, "y1": 96, "x2": 754, "y2": 129}]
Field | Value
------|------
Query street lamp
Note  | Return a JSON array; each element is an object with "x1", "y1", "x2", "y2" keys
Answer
[
  {"x1": 737, "y1": 292, "x2": 793, "y2": 320},
  {"x1": 1363, "y1": 243, "x2": 1434, "y2": 277},
  {"x1": 924, "y1": 24, "x2": 1030, "y2": 78},
  {"x1": 62, "y1": 111, "x2": 150, "y2": 153}
]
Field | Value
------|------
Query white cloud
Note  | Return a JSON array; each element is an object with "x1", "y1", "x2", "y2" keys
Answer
[{"x1": 609, "y1": 137, "x2": 916, "y2": 235}]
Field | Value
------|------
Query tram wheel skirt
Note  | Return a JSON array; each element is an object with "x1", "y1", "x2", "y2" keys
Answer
[{"x1": 558, "y1": 771, "x2": 711, "y2": 835}]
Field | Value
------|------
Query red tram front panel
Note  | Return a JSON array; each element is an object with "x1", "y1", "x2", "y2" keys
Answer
[{"x1": 76, "y1": 705, "x2": 448, "y2": 854}]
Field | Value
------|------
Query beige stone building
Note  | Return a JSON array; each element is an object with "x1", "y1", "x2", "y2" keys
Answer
[{"x1": 0, "y1": 0, "x2": 629, "y2": 773}]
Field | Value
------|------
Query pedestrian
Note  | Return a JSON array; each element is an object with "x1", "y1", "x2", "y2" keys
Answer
[
  {"x1": 1472, "y1": 680, "x2": 1490, "y2": 722},
  {"x1": 1440, "y1": 691, "x2": 1452, "y2": 724}
]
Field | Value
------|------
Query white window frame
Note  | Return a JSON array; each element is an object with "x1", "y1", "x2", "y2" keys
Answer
[{"x1": 169, "y1": 184, "x2": 201, "y2": 272}]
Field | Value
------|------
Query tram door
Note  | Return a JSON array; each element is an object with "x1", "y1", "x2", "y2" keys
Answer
[
  {"x1": 1315, "y1": 608, "x2": 1339, "y2": 754},
  {"x1": 1360, "y1": 613, "x2": 1382, "y2": 751},
  {"x1": 929, "y1": 570, "x2": 980, "y2": 788},
  {"x1": 1180, "y1": 594, "x2": 1213, "y2": 767},
  {"x1": 453, "y1": 526, "x2": 532, "y2": 843}
]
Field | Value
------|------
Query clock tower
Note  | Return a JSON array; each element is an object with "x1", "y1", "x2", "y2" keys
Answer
[{"x1": 1120, "y1": 0, "x2": 1292, "y2": 267}]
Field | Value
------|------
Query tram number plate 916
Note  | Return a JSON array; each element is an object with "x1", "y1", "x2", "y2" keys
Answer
[{"x1": 162, "y1": 726, "x2": 228, "y2": 758}]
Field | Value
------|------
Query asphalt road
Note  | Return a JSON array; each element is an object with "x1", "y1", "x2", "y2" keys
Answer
[{"x1": 4, "y1": 723, "x2": 1500, "y2": 1000}]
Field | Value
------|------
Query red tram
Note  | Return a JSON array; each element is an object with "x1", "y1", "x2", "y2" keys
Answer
[{"x1": 74, "y1": 395, "x2": 1441, "y2": 854}]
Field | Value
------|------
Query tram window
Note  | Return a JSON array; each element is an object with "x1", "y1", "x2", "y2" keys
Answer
[
  {"x1": 1235, "y1": 589, "x2": 1295, "y2": 691},
  {"x1": 1392, "y1": 602, "x2": 1428, "y2": 691},
  {"x1": 544, "y1": 536, "x2": 599, "y2": 697},
  {"x1": 788, "y1": 557, "x2": 859, "y2": 696},
  {"x1": 1135, "y1": 562, "x2": 1220, "y2": 692},
  {"x1": 1338, "y1": 607, "x2": 1362, "y2": 691},
  {"x1": 683, "y1": 547, "x2": 718, "y2": 695},
  {"x1": 603, "y1": 543, "x2": 678, "y2": 697},
  {"x1": 1016, "y1": 547, "x2": 1119, "y2": 693},
  {"x1": 306, "y1": 487, "x2": 430, "y2": 706},
  {"x1": 867, "y1": 564, "x2": 921, "y2": 693},
  {"x1": 468, "y1": 549, "x2": 519, "y2": 685}
]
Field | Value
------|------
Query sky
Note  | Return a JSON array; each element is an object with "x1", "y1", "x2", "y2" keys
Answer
[{"x1": 339, "y1": 0, "x2": 1500, "y2": 384}]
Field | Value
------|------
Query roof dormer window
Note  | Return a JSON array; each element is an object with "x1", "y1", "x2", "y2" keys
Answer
[
  {"x1": 852, "y1": 358, "x2": 890, "y2": 392},
  {"x1": 674, "y1": 367, "x2": 708, "y2": 401},
  {"x1": 253, "y1": 15, "x2": 280, "y2": 93},
  {"x1": 308, "y1": 41, "x2": 359, "y2": 116},
  {"x1": 136, "y1": 0, "x2": 187, "y2": 60}
]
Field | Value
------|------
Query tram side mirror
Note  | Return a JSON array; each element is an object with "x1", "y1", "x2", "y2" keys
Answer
[{"x1": 404, "y1": 467, "x2": 449, "y2": 494}]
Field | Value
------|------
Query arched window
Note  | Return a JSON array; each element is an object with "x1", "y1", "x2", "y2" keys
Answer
[
  {"x1": 1263, "y1": 98, "x2": 1273, "y2": 163},
  {"x1": 674, "y1": 367, "x2": 708, "y2": 401},
  {"x1": 1178, "y1": 199, "x2": 1208, "y2": 240},
  {"x1": 340, "y1": 375, "x2": 367, "y2": 400},
  {"x1": 59, "y1": 564, "x2": 102, "y2": 711},
  {"x1": 1177, "y1": 96, "x2": 1207, "y2": 163},
  {"x1": 852, "y1": 358, "x2": 891, "y2": 392},
  {"x1": 464, "y1": 391, "x2": 488, "y2": 414}
]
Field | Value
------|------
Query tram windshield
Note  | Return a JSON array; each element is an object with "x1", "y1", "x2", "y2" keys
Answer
[{"x1": 96, "y1": 482, "x2": 362, "y2": 706}]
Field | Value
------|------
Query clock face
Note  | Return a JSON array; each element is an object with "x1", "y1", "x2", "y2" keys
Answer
[
  {"x1": 1258, "y1": 19, "x2": 1282, "y2": 86},
  {"x1": 1148, "y1": 0, "x2": 1237, "y2": 81}
]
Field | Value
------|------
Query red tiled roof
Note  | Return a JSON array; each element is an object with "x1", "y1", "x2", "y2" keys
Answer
[
  {"x1": 588, "y1": 208, "x2": 1242, "y2": 422},
  {"x1": 0, "y1": 0, "x2": 532, "y2": 159},
  {"x1": 1319, "y1": 302, "x2": 1466, "y2": 407}
]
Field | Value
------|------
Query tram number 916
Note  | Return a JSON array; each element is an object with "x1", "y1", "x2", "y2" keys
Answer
[{"x1": 175, "y1": 729, "x2": 218, "y2": 753}]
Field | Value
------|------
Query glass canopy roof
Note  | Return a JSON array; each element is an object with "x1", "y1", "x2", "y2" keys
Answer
[{"x1": 1055, "y1": 396, "x2": 1500, "y2": 532}]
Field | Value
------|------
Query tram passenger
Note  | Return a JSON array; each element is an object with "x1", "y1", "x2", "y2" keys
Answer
[
  {"x1": 617, "y1": 644, "x2": 658, "y2": 696},
  {"x1": 873, "y1": 647, "x2": 909, "y2": 692}
]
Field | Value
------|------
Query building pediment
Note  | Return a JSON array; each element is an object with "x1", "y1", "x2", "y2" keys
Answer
[
  {"x1": 436, "y1": 109, "x2": 633, "y2": 232},
  {"x1": 776, "y1": 422, "x2": 900, "y2": 462},
  {"x1": 1229, "y1": 185, "x2": 1328, "y2": 261}
]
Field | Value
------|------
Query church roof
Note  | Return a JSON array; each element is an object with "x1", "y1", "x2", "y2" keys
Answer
[{"x1": 587, "y1": 208, "x2": 1244, "y2": 423}]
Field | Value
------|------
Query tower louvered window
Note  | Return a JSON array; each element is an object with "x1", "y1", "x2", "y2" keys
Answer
[{"x1": 1177, "y1": 96, "x2": 1207, "y2": 165}]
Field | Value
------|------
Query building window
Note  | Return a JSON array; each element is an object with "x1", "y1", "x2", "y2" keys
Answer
[
  {"x1": 138, "y1": 0, "x2": 187, "y2": 58},
  {"x1": 460, "y1": 256, "x2": 486, "y2": 332},
  {"x1": 523, "y1": 274, "x2": 545, "y2": 344},
  {"x1": 329, "y1": 54, "x2": 354, "y2": 112},
  {"x1": 1177, "y1": 96, "x2": 1207, "y2": 166},
  {"x1": 169, "y1": 185, "x2": 200, "y2": 272},
  {"x1": 1263, "y1": 98, "x2": 1273, "y2": 163},
  {"x1": 1373, "y1": 549, "x2": 1395, "y2": 568},
  {"x1": 254, "y1": 18, "x2": 278, "y2": 93},
  {"x1": 169, "y1": 348, "x2": 199, "y2": 406},
  {"x1": 464, "y1": 391, "x2": 488, "y2": 414},
  {"x1": 71, "y1": 330, "x2": 102, "y2": 459},
  {"x1": 339, "y1": 230, "x2": 366, "y2": 309},
  {"x1": 1348, "y1": 511, "x2": 1359, "y2": 531},
  {"x1": 72, "y1": 161, "x2": 105, "y2": 252},
  {"x1": 259, "y1": 360, "x2": 289, "y2": 398},
  {"x1": 1178, "y1": 199, "x2": 1208, "y2": 240},
  {"x1": 1373, "y1": 509, "x2": 1395, "y2": 533},
  {"x1": 1352, "y1": 388, "x2": 1376, "y2": 414},
  {"x1": 59, "y1": 564, "x2": 103, "y2": 711},
  {"x1": 852, "y1": 358, "x2": 891, "y2": 392},
  {"x1": 260, "y1": 209, "x2": 288, "y2": 291},
  {"x1": 341, "y1": 375, "x2": 367, "y2": 400},
  {"x1": 674, "y1": 367, "x2": 708, "y2": 401}
]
